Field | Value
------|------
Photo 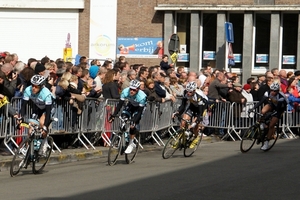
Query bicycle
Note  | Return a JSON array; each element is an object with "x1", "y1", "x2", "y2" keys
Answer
[
  {"x1": 10, "y1": 118, "x2": 55, "y2": 177},
  {"x1": 240, "y1": 110, "x2": 280, "y2": 153},
  {"x1": 162, "y1": 117, "x2": 203, "y2": 159},
  {"x1": 108, "y1": 115, "x2": 140, "y2": 166}
]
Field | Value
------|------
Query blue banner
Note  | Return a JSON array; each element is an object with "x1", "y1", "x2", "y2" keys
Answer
[{"x1": 117, "y1": 37, "x2": 163, "y2": 58}]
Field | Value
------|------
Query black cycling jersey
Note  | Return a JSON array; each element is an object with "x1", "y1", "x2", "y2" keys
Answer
[{"x1": 177, "y1": 91, "x2": 207, "y2": 123}]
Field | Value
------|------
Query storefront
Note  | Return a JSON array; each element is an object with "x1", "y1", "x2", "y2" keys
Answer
[{"x1": 155, "y1": 5, "x2": 300, "y2": 81}]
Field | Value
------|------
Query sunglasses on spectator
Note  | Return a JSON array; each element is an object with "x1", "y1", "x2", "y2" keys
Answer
[{"x1": 130, "y1": 88, "x2": 138, "y2": 92}]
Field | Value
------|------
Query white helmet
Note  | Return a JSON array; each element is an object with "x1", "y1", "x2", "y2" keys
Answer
[
  {"x1": 129, "y1": 79, "x2": 141, "y2": 90},
  {"x1": 270, "y1": 82, "x2": 280, "y2": 91},
  {"x1": 186, "y1": 81, "x2": 197, "y2": 92},
  {"x1": 31, "y1": 75, "x2": 46, "y2": 86}
]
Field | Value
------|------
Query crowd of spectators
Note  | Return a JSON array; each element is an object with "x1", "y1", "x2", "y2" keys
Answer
[{"x1": 1, "y1": 51, "x2": 300, "y2": 152}]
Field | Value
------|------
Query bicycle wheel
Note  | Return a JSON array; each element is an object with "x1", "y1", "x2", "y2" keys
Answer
[
  {"x1": 32, "y1": 136, "x2": 53, "y2": 174},
  {"x1": 184, "y1": 131, "x2": 203, "y2": 157},
  {"x1": 10, "y1": 137, "x2": 30, "y2": 177},
  {"x1": 125, "y1": 133, "x2": 140, "y2": 164},
  {"x1": 162, "y1": 130, "x2": 183, "y2": 159},
  {"x1": 108, "y1": 133, "x2": 122, "y2": 166},
  {"x1": 262, "y1": 126, "x2": 279, "y2": 152},
  {"x1": 240, "y1": 125, "x2": 258, "y2": 153}
]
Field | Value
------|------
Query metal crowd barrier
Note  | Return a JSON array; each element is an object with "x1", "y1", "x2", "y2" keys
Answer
[{"x1": 1, "y1": 97, "x2": 299, "y2": 155}]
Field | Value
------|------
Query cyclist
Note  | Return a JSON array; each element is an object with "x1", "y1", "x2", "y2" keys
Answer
[
  {"x1": 249, "y1": 82, "x2": 288, "y2": 150},
  {"x1": 172, "y1": 81, "x2": 207, "y2": 148},
  {"x1": 18, "y1": 75, "x2": 55, "y2": 156},
  {"x1": 109, "y1": 80, "x2": 147, "y2": 154}
]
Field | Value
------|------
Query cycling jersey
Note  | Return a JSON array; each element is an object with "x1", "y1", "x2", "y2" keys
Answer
[
  {"x1": 21, "y1": 85, "x2": 55, "y2": 127},
  {"x1": 177, "y1": 91, "x2": 207, "y2": 122},
  {"x1": 263, "y1": 91, "x2": 288, "y2": 108},
  {"x1": 23, "y1": 86, "x2": 54, "y2": 110},
  {"x1": 120, "y1": 88, "x2": 147, "y2": 107},
  {"x1": 253, "y1": 90, "x2": 288, "y2": 118},
  {"x1": 112, "y1": 87, "x2": 147, "y2": 125}
]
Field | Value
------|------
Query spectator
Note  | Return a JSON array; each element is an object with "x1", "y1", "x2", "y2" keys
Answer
[
  {"x1": 176, "y1": 66, "x2": 185, "y2": 78},
  {"x1": 228, "y1": 82, "x2": 247, "y2": 132},
  {"x1": 102, "y1": 60, "x2": 113, "y2": 70},
  {"x1": 279, "y1": 69, "x2": 288, "y2": 93},
  {"x1": 287, "y1": 71, "x2": 294, "y2": 81},
  {"x1": 137, "y1": 67, "x2": 149, "y2": 83},
  {"x1": 160, "y1": 54, "x2": 173, "y2": 74},
  {"x1": 250, "y1": 81, "x2": 259, "y2": 101},
  {"x1": 169, "y1": 77, "x2": 184, "y2": 97},
  {"x1": 257, "y1": 76, "x2": 273, "y2": 98},
  {"x1": 122, "y1": 69, "x2": 137, "y2": 90},
  {"x1": 164, "y1": 77, "x2": 176, "y2": 101},
  {"x1": 102, "y1": 69, "x2": 120, "y2": 146},
  {"x1": 41, "y1": 56, "x2": 50, "y2": 66},
  {"x1": 271, "y1": 67, "x2": 279, "y2": 78},
  {"x1": 94, "y1": 67, "x2": 107, "y2": 92},
  {"x1": 241, "y1": 83, "x2": 254, "y2": 117},
  {"x1": 147, "y1": 65, "x2": 159, "y2": 79},
  {"x1": 0, "y1": 63, "x2": 17, "y2": 100},
  {"x1": 102, "y1": 69, "x2": 120, "y2": 99},
  {"x1": 256, "y1": 74, "x2": 266, "y2": 87},
  {"x1": 144, "y1": 78, "x2": 163, "y2": 102},
  {"x1": 208, "y1": 71, "x2": 229, "y2": 102},
  {"x1": 5, "y1": 53, "x2": 18, "y2": 67}
]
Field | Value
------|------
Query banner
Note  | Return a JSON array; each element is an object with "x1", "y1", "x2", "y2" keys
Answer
[
  {"x1": 117, "y1": 37, "x2": 163, "y2": 58},
  {"x1": 89, "y1": 0, "x2": 117, "y2": 60}
]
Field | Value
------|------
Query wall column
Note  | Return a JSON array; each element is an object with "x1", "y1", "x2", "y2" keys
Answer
[
  {"x1": 242, "y1": 12, "x2": 253, "y2": 83},
  {"x1": 216, "y1": 12, "x2": 226, "y2": 70}
]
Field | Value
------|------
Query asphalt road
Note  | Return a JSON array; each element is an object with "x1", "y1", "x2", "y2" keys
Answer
[{"x1": 0, "y1": 139, "x2": 299, "y2": 200}]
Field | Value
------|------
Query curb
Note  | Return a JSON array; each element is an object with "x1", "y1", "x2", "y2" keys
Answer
[{"x1": 0, "y1": 135, "x2": 221, "y2": 172}]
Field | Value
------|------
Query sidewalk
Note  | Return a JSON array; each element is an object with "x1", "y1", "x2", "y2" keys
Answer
[{"x1": 0, "y1": 135, "x2": 221, "y2": 172}]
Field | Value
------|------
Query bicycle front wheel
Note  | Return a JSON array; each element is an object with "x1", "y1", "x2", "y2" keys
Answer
[
  {"x1": 184, "y1": 132, "x2": 203, "y2": 157},
  {"x1": 162, "y1": 130, "x2": 183, "y2": 159},
  {"x1": 240, "y1": 125, "x2": 258, "y2": 153},
  {"x1": 10, "y1": 138, "x2": 30, "y2": 177},
  {"x1": 125, "y1": 134, "x2": 140, "y2": 164},
  {"x1": 32, "y1": 136, "x2": 53, "y2": 174},
  {"x1": 108, "y1": 133, "x2": 122, "y2": 166}
]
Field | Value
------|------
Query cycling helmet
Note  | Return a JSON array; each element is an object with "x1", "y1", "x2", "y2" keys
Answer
[
  {"x1": 270, "y1": 82, "x2": 280, "y2": 91},
  {"x1": 31, "y1": 74, "x2": 46, "y2": 86},
  {"x1": 129, "y1": 79, "x2": 141, "y2": 90},
  {"x1": 186, "y1": 81, "x2": 197, "y2": 92}
]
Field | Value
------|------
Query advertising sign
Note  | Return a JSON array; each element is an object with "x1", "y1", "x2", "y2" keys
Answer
[
  {"x1": 256, "y1": 54, "x2": 268, "y2": 63},
  {"x1": 117, "y1": 37, "x2": 163, "y2": 58},
  {"x1": 89, "y1": 0, "x2": 117, "y2": 60},
  {"x1": 203, "y1": 51, "x2": 216, "y2": 60},
  {"x1": 282, "y1": 55, "x2": 296, "y2": 65}
]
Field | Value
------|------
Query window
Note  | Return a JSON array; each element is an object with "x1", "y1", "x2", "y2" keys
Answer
[
  {"x1": 254, "y1": 14, "x2": 270, "y2": 70},
  {"x1": 282, "y1": 13, "x2": 298, "y2": 69}
]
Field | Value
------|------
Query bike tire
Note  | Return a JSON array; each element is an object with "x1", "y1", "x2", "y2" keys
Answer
[
  {"x1": 162, "y1": 130, "x2": 183, "y2": 159},
  {"x1": 32, "y1": 136, "x2": 53, "y2": 174},
  {"x1": 125, "y1": 134, "x2": 140, "y2": 164},
  {"x1": 240, "y1": 125, "x2": 258, "y2": 153},
  {"x1": 10, "y1": 137, "x2": 30, "y2": 177},
  {"x1": 262, "y1": 126, "x2": 279, "y2": 152},
  {"x1": 108, "y1": 133, "x2": 122, "y2": 166},
  {"x1": 184, "y1": 131, "x2": 203, "y2": 157}
]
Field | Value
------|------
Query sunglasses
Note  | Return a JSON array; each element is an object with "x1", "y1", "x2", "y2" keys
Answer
[
  {"x1": 130, "y1": 88, "x2": 138, "y2": 92},
  {"x1": 187, "y1": 91, "x2": 194, "y2": 94},
  {"x1": 270, "y1": 90, "x2": 279, "y2": 92},
  {"x1": 32, "y1": 85, "x2": 40, "y2": 89}
]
